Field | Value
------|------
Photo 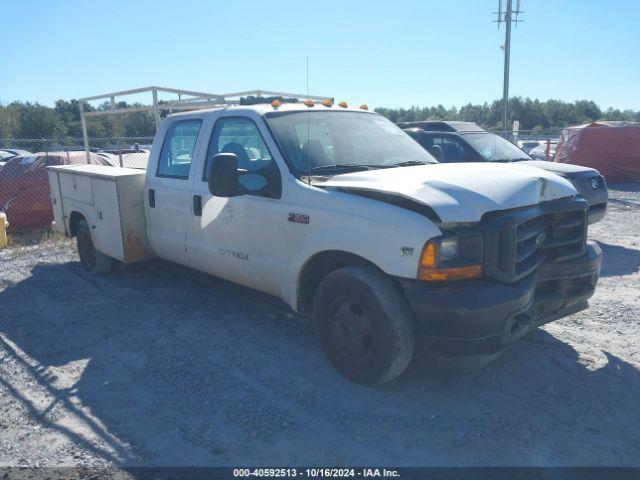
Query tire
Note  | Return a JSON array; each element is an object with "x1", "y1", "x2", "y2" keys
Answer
[
  {"x1": 76, "y1": 220, "x2": 113, "y2": 275},
  {"x1": 313, "y1": 265, "x2": 415, "y2": 385}
]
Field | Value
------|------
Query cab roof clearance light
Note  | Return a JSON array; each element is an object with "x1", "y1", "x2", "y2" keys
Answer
[
  {"x1": 304, "y1": 99, "x2": 315, "y2": 107},
  {"x1": 338, "y1": 101, "x2": 348, "y2": 108},
  {"x1": 271, "y1": 100, "x2": 282, "y2": 109},
  {"x1": 322, "y1": 99, "x2": 333, "y2": 107},
  {"x1": 359, "y1": 104, "x2": 369, "y2": 110}
]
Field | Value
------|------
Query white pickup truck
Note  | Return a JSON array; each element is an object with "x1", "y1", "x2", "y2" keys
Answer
[{"x1": 48, "y1": 102, "x2": 602, "y2": 384}]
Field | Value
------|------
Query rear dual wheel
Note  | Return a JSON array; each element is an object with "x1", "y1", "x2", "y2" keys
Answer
[{"x1": 76, "y1": 220, "x2": 114, "y2": 275}]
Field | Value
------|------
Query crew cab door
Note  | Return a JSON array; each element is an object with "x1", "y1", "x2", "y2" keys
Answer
[
  {"x1": 145, "y1": 118, "x2": 205, "y2": 264},
  {"x1": 186, "y1": 115, "x2": 286, "y2": 295}
]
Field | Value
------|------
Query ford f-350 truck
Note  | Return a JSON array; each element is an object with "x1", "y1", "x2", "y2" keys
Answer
[{"x1": 48, "y1": 101, "x2": 601, "y2": 384}]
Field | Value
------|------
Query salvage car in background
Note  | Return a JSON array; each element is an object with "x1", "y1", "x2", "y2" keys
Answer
[
  {"x1": 402, "y1": 121, "x2": 607, "y2": 224},
  {"x1": 0, "y1": 151, "x2": 114, "y2": 231},
  {"x1": 0, "y1": 148, "x2": 32, "y2": 168},
  {"x1": 517, "y1": 140, "x2": 544, "y2": 154},
  {"x1": 555, "y1": 121, "x2": 640, "y2": 183},
  {"x1": 529, "y1": 140, "x2": 558, "y2": 160}
]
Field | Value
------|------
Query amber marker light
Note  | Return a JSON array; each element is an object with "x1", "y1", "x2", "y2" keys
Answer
[
  {"x1": 338, "y1": 101, "x2": 348, "y2": 108},
  {"x1": 359, "y1": 104, "x2": 369, "y2": 110},
  {"x1": 304, "y1": 99, "x2": 315, "y2": 107},
  {"x1": 417, "y1": 240, "x2": 483, "y2": 282},
  {"x1": 271, "y1": 99, "x2": 281, "y2": 109},
  {"x1": 322, "y1": 99, "x2": 333, "y2": 107}
]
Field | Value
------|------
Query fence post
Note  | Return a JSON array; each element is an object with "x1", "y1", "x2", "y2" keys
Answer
[
  {"x1": 545, "y1": 139, "x2": 551, "y2": 161},
  {"x1": 79, "y1": 102, "x2": 90, "y2": 164},
  {"x1": 152, "y1": 88, "x2": 161, "y2": 129}
]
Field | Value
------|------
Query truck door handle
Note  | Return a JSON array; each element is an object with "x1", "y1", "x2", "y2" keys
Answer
[
  {"x1": 148, "y1": 189, "x2": 155, "y2": 208},
  {"x1": 193, "y1": 195, "x2": 202, "y2": 217}
]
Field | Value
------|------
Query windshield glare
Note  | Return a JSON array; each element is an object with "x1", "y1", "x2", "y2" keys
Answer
[
  {"x1": 265, "y1": 111, "x2": 436, "y2": 175},
  {"x1": 462, "y1": 132, "x2": 531, "y2": 161}
]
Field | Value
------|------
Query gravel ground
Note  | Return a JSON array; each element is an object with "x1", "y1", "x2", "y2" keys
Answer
[{"x1": 0, "y1": 184, "x2": 639, "y2": 468}]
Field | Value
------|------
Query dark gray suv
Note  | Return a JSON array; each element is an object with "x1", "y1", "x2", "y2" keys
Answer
[{"x1": 401, "y1": 121, "x2": 607, "y2": 224}]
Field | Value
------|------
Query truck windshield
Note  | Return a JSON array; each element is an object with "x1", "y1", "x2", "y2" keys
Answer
[
  {"x1": 461, "y1": 132, "x2": 532, "y2": 162},
  {"x1": 265, "y1": 111, "x2": 436, "y2": 176}
]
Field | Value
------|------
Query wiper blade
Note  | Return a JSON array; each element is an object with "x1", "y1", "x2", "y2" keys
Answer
[
  {"x1": 390, "y1": 160, "x2": 431, "y2": 167},
  {"x1": 309, "y1": 164, "x2": 376, "y2": 173}
]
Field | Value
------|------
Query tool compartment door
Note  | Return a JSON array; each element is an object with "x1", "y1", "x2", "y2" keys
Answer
[
  {"x1": 59, "y1": 172, "x2": 94, "y2": 204},
  {"x1": 91, "y1": 178, "x2": 125, "y2": 260},
  {"x1": 47, "y1": 170, "x2": 66, "y2": 234}
]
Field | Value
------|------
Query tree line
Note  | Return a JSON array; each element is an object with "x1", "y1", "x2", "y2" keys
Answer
[
  {"x1": 1, "y1": 97, "x2": 638, "y2": 140},
  {"x1": 376, "y1": 97, "x2": 639, "y2": 132},
  {"x1": 0, "y1": 100, "x2": 157, "y2": 140}
]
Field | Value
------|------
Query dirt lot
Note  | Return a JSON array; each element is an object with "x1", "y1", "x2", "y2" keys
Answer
[{"x1": 0, "y1": 184, "x2": 639, "y2": 468}]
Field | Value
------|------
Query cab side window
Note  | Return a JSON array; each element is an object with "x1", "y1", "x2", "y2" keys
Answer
[
  {"x1": 157, "y1": 119, "x2": 202, "y2": 179},
  {"x1": 432, "y1": 136, "x2": 474, "y2": 163},
  {"x1": 204, "y1": 117, "x2": 281, "y2": 198}
]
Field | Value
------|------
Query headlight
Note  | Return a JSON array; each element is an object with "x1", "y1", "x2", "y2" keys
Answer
[
  {"x1": 590, "y1": 175, "x2": 605, "y2": 190},
  {"x1": 418, "y1": 233, "x2": 483, "y2": 282},
  {"x1": 439, "y1": 237, "x2": 459, "y2": 262}
]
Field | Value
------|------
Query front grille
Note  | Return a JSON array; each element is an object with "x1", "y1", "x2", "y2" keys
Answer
[
  {"x1": 484, "y1": 198, "x2": 588, "y2": 283},
  {"x1": 571, "y1": 174, "x2": 605, "y2": 198}
]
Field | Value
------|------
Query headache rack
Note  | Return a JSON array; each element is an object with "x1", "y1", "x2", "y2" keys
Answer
[
  {"x1": 77, "y1": 86, "x2": 331, "y2": 163},
  {"x1": 483, "y1": 197, "x2": 588, "y2": 284}
]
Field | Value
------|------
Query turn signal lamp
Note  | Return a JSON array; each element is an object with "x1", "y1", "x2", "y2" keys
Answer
[
  {"x1": 322, "y1": 99, "x2": 333, "y2": 107},
  {"x1": 304, "y1": 99, "x2": 315, "y2": 107},
  {"x1": 338, "y1": 101, "x2": 348, "y2": 108},
  {"x1": 271, "y1": 99, "x2": 281, "y2": 109},
  {"x1": 418, "y1": 239, "x2": 483, "y2": 282},
  {"x1": 359, "y1": 104, "x2": 369, "y2": 110}
]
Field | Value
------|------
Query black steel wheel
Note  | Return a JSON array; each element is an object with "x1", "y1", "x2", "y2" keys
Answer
[
  {"x1": 314, "y1": 265, "x2": 415, "y2": 385},
  {"x1": 76, "y1": 220, "x2": 114, "y2": 275}
]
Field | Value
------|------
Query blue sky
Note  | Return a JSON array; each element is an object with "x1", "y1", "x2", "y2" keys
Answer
[{"x1": 1, "y1": 0, "x2": 638, "y2": 110}]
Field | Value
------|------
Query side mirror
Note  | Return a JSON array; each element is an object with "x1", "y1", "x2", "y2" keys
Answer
[
  {"x1": 207, "y1": 153, "x2": 239, "y2": 197},
  {"x1": 430, "y1": 145, "x2": 444, "y2": 162}
]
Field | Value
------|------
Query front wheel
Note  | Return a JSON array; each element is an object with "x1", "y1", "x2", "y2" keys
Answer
[
  {"x1": 76, "y1": 220, "x2": 114, "y2": 275},
  {"x1": 313, "y1": 265, "x2": 415, "y2": 385}
]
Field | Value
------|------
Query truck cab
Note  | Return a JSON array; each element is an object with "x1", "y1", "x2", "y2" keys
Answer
[{"x1": 49, "y1": 103, "x2": 602, "y2": 385}]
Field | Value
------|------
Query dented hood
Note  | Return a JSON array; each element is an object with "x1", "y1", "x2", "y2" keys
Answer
[{"x1": 321, "y1": 163, "x2": 577, "y2": 223}]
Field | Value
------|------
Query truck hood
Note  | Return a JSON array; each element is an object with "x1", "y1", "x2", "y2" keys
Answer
[
  {"x1": 321, "y1": 163, "x2": 577, "y2": 223},
  {"x1": 516, "y1": 160, "x2": 599, "y2": 176}
]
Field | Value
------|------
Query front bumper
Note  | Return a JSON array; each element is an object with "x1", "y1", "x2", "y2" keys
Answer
[
  {"x1": 398, "y1": 241, "x2": 601, "y2": 357},
  {"x1": 565, "y1": 173, "x2": 608, "y2": 225},
  {"x1": 588, "y1": 202, "x2": 607, "y2": 225}
]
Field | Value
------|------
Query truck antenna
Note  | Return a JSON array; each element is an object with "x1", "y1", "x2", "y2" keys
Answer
[{"x1": 306, "y1": 55, "x2": 311, "y2": 186}]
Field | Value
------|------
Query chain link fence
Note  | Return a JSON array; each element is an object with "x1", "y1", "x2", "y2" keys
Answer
[
  {"x1": 490, "y1": 129, "x2": 562, "y2": 160},
  {"x1": 0, "y1": 137, "x2": 152, "y2": 237},
  {"x1": 0, "y1": 137, "x2": 153, "y2": 168},
  {"x1": 0, "y1": 130, "x2": 561, "y2": 237},
  {"x1": 1, "y1": 125, "x2": 637, "y2": 238}
]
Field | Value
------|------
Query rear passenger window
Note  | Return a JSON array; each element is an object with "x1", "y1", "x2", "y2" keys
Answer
[{"x1": 157, "y1": 119, "x2": 202, "y2": 179}]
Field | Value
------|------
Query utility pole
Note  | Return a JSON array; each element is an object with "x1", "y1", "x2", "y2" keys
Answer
[{"x1": 494, "y1": 0, "x2": 523, "y2": 134}]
